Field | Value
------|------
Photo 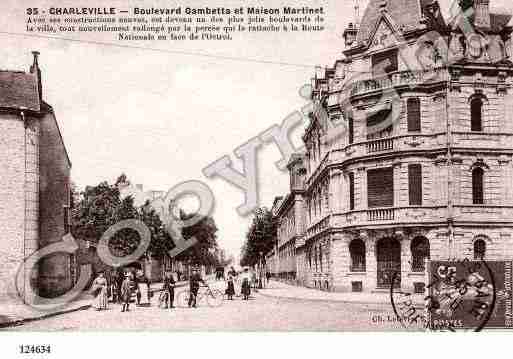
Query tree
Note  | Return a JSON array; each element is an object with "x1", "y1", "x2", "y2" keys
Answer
[
  {"x1": 240, "y1": 207, "x2": 277, "y2": 267},
  {"x1": 72, "y1": 174, "x2": 224, "y2": 272},
  {"x1": 176, "y1": 210, "x2": 220, "y2": 267}
]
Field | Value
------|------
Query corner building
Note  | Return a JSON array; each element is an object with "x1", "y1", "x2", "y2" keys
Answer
[
  {"x1": 0, "y1": 52, "x2": 72, "y2": 301},
  {"x1": 289, "y1": 0, "x2": 513, "y2": 293}
]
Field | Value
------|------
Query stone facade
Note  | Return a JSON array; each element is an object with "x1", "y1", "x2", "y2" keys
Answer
[
  {"x1": 272, "y1": 154, "x2": 307, "y2": 282},
  {"x1": 0, "y1": 52, "x2": 72, "y2": 300},
  {"x1": 269, "y1": 0, "x2": 513, "y2": 294}
]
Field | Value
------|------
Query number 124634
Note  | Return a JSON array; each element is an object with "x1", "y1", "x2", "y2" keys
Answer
[{"x1": 19, "y1": 345, "x2": 51, "y2": 354}]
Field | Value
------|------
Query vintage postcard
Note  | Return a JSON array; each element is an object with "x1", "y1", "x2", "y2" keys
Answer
[{"x1": 1, "y1": 0, "x2": 513, "y2": 348}]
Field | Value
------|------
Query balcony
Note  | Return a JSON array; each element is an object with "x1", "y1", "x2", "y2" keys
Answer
[
  {"x1": 366, "y1": 137, "x2": 394, "y2": 153},
  {"x1": 367, "y1": 207, "x2": 395, "y2": 221},
  {"x1": 335, "y1": 206, "x2": 448, "y2": 228},
  {"x1": 306, "y1": 215, "x2": 330, "y2": 238},
  {"x1": 350, "y1": 67, "x2": 448, "y2": 98}
]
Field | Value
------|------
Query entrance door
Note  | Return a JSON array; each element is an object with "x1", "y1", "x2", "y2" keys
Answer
[{"x1": 376, "y1": 237, "x2": 401, "y2": 288}]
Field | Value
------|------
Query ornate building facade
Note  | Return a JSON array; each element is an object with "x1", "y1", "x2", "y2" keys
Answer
[{"x1": 271, "y1": 0, "x2": 513, "y2": 293}]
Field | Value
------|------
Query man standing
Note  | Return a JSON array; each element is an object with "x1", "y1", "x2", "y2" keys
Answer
[
  {"x1": 120, "y1": 273, "x2": 132, "y2": 312},
  {"x1": 188, "y1": 268, "x2": 206, "y2": 308},
  {"x1": 162, "y1": 271, "x2": 176, "y2": 309}
]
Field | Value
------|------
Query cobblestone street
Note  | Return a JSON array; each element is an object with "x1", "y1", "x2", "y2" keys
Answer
[{"x1": 6, "y1": 281, "x2": 415, "y2": 331}]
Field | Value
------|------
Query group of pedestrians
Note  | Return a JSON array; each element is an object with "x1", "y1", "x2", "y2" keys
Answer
[
  {"x1": 224, "y1": 267, "x2": 253, "y2": 301},
  {"x1": 90, "y1": 266, "x2": 267, "y2": 312},
  {"x1": 90, "y1": 269, "x2": 154, "y2": 312},
  {"x1": 90, "y1": 267, "x2": 210, "y2": 312}
]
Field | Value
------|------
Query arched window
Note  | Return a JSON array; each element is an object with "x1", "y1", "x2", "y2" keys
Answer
[
  {"x1": 349, "y1": 239, "x2": 366, "y2": 272},
  {"x1": 472, "y1": 167, "x2": 484, "y2": 204},
  {"x1": 407, "y1": 97, "x2": 421, "y2": 132},
  {"x1": 411, "y1": 236, "x2": 430, "y2": 272},
  {"x1": 474, "y1": 238, "x2": 486, "y2": 259},
  {"x1": 471, "y1": 97, "x2": 483, "y2": 132}
]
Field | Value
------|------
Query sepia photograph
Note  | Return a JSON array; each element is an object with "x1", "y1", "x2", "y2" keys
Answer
[{"x1": 1, "y1": 0, "x2": 513, "y2": 356}]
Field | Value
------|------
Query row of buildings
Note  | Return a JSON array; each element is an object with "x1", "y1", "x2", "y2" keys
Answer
[{"x1": 266, "y1": 0, "x2": 513, "y2": 293}]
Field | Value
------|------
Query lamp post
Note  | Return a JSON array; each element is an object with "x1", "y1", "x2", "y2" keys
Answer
[{"x1": 258, "y1": 251, "x2": 263, "y2": 289}]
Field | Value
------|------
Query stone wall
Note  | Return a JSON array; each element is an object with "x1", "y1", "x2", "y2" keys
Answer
[
  {"x1": 38, "y1": 110, "x2": 72, "y2": 298},
  {"x1": 0, "y1": 112, "x2": 26, "y2": 301}
]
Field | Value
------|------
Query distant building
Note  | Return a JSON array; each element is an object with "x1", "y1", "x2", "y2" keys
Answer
[
  {"x1": 0, "y1": 52, "x2": 73, "y2": 300},
  {"x1": 269, "y1": 0, "x2": 513, "y2": 293}
]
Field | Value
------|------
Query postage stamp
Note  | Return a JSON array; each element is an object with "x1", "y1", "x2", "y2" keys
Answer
[{"x1": 427, "y1": 260, "x2": 513, "y2": 331}]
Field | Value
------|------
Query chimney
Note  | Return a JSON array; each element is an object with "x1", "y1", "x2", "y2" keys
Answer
[
  {"x1": 30, "y1": 51, "x2": 43, "y2": 103},
  {"x1": 474, "y1": 0, "x2": 491, "y2": 30}
]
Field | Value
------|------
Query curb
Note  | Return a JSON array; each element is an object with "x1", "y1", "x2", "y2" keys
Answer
[
  {"x1": 257, "y1": 290, "x2": 424, "y2": 308},
  {"x1": 0, "y1": 304, "x2": 92, "y2": 329}
]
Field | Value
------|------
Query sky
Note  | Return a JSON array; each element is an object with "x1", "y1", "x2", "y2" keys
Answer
[{"x1": 1, "y1": 0, "x2": 511, "y2": 261}]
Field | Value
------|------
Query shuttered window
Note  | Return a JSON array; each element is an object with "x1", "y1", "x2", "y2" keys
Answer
[
  {"x1": 349, "y1": 172, "x2": 355, "y2": 210},
  {"x1": 408, "y1": 164, "x2": 422, "y2": 206},
  {"x1": 407, "y1": 98, "x2": 421, "y2": 132},
  {"x1": 367, "y1": 168, "x2": 394, "y2": 208}
]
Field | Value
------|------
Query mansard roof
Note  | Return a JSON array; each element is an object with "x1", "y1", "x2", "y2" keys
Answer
[
  {"x1": 356, "y1": 0, "x2": 426, "y2": 45},
  {"x1": 0, "y1": 70, "x2": 40, "y2": 111}
]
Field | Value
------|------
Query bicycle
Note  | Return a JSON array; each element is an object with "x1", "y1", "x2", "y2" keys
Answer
[{"x1": 177, "y1": 285, "x2": 224, "y2": 308}]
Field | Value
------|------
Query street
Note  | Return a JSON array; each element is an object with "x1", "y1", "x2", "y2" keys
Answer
[{"x1": 6, "y1": 281, "x2": 412, "y2": 331}]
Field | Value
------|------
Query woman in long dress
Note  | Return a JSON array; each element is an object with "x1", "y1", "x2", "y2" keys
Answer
[
  {"x1": 92, "y1": 271, "x2": 108, "y2": 311},
  {"x1": 225, "y1": 275, "x2": 235, "y2": 300},
  {"x1": 241, "y1": 268, "x2": 251, "y2": 300}
]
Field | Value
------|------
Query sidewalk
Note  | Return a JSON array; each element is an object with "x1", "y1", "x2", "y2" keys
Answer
[
  {"x1": 0, "y1": 280, "x2": 190, "y2": 329},
  {"x1": 0, "y1": 294, "x2": 93, "y2": 329},
  {"x1": 259, "y1": 280, "x2": 425, "y2": 306}
]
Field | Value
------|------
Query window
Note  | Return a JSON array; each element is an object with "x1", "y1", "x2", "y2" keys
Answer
[
  {"x1": 408, "y1": 164, "x2": 422, "y2": 206},
  {"x1": 472, "y1": 167, "x2": 484, "y2": 204},
  {"x1": 471, "y1": 98, "x2": 483, "y2": 132},
  {"x1": 349, "y1": 172, "x2": 355, "y2": 210},
  {"x1": 474, "y1": 238, "x2": 486, "y2": 259},
  {"x1": 414, "y1": 282, "x2": 426, "y2": 294},
  {"x1": 348, "y1": 117, "x2": 354, "y2": 144},
  {"x1": 314, "y1": 246, "x2": 318, "y2": 271},
  {"x1": 351, "y1": 281, "x2": 363, "y2": 292},
  {"x1": 349, "y1": 239, "x2": 366, "y2": 272},
  {"x1": 319, "y1": 246, "x2": 323, "y2": 272},
  {"x1": 411, "y1": 236, "x2": 430, "y2": 272},
  {"x1": 366, "y1": 110, "x2": 392, "y2": 140},
  {"x1": 372, "y1": 49, "x2": 398, "y2": 77},
  {"x1": 367, "y1": 167, "x2": 394, "y2": 208},
  {"x1": 407, "y1": 98, "x2": 421, "y2": 132}
]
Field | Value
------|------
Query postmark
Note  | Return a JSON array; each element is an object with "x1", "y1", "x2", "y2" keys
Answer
[{"x1": 390, "y1": 259, "x2": 513, "y2": 331}]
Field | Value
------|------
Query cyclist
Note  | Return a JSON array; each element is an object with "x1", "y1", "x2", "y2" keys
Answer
[{"x1": 188, "y1": 267, "x2": 206, "y2": 308}]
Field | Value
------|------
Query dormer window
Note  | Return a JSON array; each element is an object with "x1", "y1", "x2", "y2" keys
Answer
[{"x1": 372, "y1": 49, "x2": 398, "y2": 77}]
